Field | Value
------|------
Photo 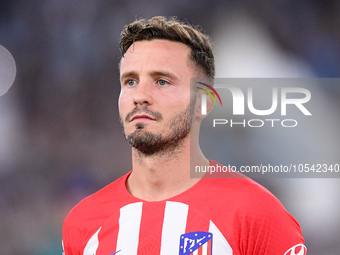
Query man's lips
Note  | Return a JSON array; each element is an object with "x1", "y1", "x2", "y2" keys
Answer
[
  {"x1": 125, "y1": 107, "x2": 163, "y2": 123},
  {"x1": 130, "y1": 114, "x2": 156, "y2": 122}
]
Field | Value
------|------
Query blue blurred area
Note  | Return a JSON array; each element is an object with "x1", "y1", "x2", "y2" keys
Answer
[{"x1": 0, "y1": 1, "x2": 339, "y2": 254}]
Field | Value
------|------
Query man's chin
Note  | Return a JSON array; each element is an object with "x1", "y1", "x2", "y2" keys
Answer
[
  {"x1": 130, "y1": 141, "x2": 164, "y2": 156},
  {"x1": 128, "y1": 130, "x2": 161, "y2": 145}
]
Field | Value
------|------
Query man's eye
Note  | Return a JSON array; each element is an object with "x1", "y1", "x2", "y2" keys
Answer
[
  {"x1": 127, "y1": 80, "x2": 136, "y2": 86},
  {"x1": 158, "y1": 79, "x2": 168, "y2": 86}
]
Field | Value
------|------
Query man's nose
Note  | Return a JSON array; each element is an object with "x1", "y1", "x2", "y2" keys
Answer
[{"x1": 133, "y1": 81, "x2": 153, "y2": 106}]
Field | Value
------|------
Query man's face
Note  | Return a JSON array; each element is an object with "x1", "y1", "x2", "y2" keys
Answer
[{"x1": 119, "y1": 39, "x2": 195, "y2": 155}]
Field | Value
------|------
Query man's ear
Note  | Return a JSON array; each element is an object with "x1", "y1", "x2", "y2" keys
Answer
[{"x1": 194, "y1": 89, "x2": 215, "y2": 120}]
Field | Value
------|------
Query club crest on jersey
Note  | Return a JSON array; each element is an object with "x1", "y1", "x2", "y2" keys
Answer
[{"x1": 179, "y1": 231, "x2": 213, "y2": 255}]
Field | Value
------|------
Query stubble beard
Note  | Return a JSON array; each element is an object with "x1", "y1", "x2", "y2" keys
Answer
[{"x1": 121, "y1": 104, "x2": 192, "y2": 157}]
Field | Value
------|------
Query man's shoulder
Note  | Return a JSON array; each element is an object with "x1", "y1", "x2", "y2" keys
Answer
[
  {"x1": 63, "y1": 172, "x2": 130, "y2": 228},
  {"x1": 203, "y1": 162, "x2": 305, "y2": 254},
  {"x1": 203, "y1": 174, "x2": 278, "y2": 204},
  {"x1": 201, "y1": 161, "x2": 284, "y2": 211}
]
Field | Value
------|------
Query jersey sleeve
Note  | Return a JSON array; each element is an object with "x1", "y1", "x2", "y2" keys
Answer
[
  {"x1": 237, "y1": 184, "x2": 306, "y2": 255},
  {"x1": 62, "y1": 214, "x2": 83, "y2": 255}
]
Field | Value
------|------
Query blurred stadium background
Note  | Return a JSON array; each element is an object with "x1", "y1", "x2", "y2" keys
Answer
[{"x1": 0, "y1": 0, "x2": 339, "y2": 254}]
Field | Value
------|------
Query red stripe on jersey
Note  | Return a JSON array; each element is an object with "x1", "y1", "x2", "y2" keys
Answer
[
  {"x1": 207, "y1": 239, "x2": 211, "y2": 255},
  {"x1": 197, "y1": 245, "x2": 203, "y2": 255},
  {"x1": 185, "y1": 206, "x2": 210, "y2": 234},
  {"x1": 137, "y1": 202, "x2": 166, "y2": 254},
  {"x1": 95, "y1": 215, "x2": 120, "y2": 254}
]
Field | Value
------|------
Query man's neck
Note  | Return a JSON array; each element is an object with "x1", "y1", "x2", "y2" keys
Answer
[{"x1": 126, "y1": 138, "x2": 209, "y2": 201}]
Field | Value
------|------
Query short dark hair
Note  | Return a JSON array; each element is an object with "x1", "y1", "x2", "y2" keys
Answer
[{"x1": 119, "y1": 16, "x2": 215, "y2": 79}]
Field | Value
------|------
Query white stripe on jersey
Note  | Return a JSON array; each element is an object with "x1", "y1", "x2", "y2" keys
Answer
[
  {"x1": 209, "y1": 220, "x2": 233, "y2": 254},
  {"x1": 160, "y1": 201, "x2": 189, "y2": 255},
  {"x1": 116, "y1": 202, "x2": 143, "y2": 254},
  {"x1": 83, "y1": 227, "x2": 101, "y2": 255},
  {"x1": 202, "y1": 241, "x2": 208, "y2": 255}
]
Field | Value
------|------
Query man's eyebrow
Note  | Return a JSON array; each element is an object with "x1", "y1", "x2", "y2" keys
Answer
[
  {"x1": 149, "y1": 71, "x2": 178, "y2": 81},
  {"x1": 121, "y1": 71, "x2": 179, "y2": 81},
  {"x1": 120, "y1": 71, "x2": 137, "y2": 81}
]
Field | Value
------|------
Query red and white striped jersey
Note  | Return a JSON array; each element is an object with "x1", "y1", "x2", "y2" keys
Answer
[{"x1": 62, "y1": 161, "x2": 305, "y2": 255}]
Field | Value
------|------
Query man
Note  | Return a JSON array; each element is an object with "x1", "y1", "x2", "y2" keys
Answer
[{"x1": 62, "y1": 16, "x2": 306, "y2": 255}]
